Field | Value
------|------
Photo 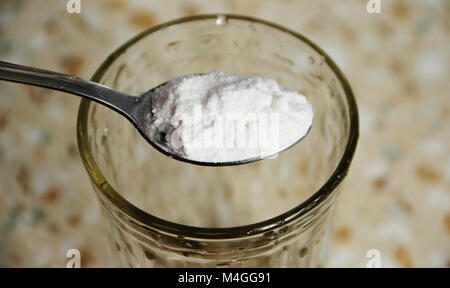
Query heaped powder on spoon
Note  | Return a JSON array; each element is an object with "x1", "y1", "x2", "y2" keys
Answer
[{"x1": 145, "y1": 70, "x2": 313, "y2": 163}]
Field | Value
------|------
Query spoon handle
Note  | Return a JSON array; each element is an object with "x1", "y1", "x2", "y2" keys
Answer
[{"x1": 0, "y1": 60, "x2": 138, "y2": 118}]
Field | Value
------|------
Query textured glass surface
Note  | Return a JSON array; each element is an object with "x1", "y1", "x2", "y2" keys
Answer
[{"x1": 78, "y1": 15, "x2": 357, "y2": 267}]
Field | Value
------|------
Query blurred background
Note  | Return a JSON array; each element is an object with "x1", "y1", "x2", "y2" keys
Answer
[{"x1": 0, "y1": 0, "x2": 448, "y2": 267}]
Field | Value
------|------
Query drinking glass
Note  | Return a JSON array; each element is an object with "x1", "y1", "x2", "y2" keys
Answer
[{"x1": 77, "y1": 14, "x2": 358, "y2": 267}]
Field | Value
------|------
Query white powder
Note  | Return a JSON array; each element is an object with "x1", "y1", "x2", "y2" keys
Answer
[{"x1": 146, "y1": 70, "x2": 313, "y2": 163}]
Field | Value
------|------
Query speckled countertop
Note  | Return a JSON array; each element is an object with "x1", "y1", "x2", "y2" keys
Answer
[{"x1": 0, "y1": 0, "x2": 448, "y2": 268}]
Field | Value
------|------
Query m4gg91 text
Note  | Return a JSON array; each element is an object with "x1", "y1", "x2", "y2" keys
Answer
[{"x1": 222, "y1": 272, "x2": 270, "y2": 283}]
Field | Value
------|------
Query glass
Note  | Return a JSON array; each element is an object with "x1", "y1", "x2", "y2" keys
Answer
[{"x1": 77, "y1": 14, "x2": 358, "y2": 267}]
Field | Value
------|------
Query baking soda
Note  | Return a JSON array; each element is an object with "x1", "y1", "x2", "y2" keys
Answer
[{"x1": 145, "y1": 70, "x2": 313, "y2": 163}]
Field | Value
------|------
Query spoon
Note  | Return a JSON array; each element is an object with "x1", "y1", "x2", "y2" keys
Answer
[{"x1": 0, "y1": 60, "x2": 310, "y2": 166}]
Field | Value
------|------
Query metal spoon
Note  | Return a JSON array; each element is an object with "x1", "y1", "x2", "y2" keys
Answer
[{"x1": 0, "y1": 60, "x2": 310, "y2": 166}]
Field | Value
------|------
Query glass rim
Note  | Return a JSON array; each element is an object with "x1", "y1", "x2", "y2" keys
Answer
[{"x1": 76, "y1": 14, "x2": 359, "y2": 240}]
